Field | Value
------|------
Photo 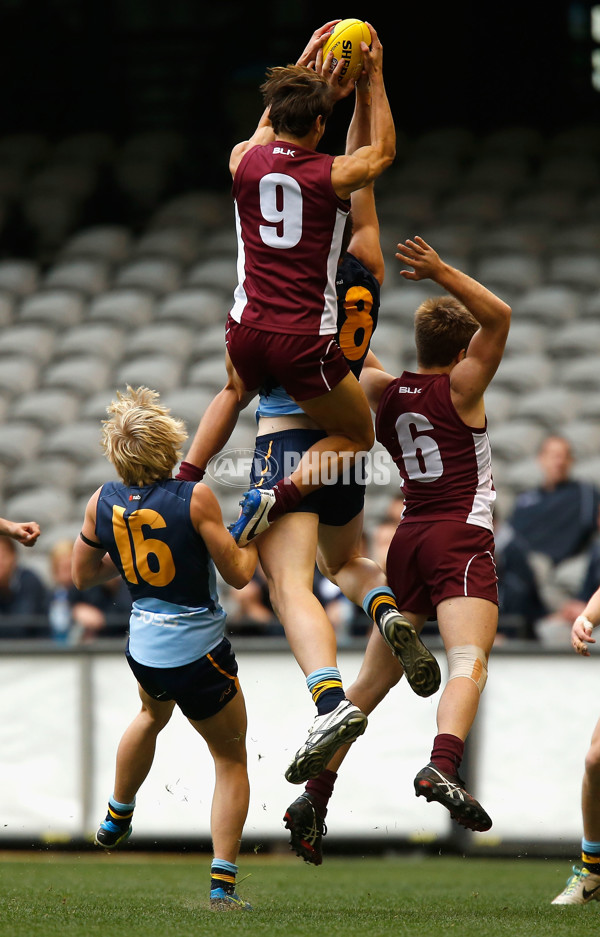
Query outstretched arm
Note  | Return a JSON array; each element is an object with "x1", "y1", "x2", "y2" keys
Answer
[
  {"x1": 72, "y1": 491, "x2": 120, "y2": 589},
  {"x1": 179, "y1": 351, "x2": 256, "y2": 478},
  {"x1": 331, "y1": 24, "x2": 395, "y2": 198},
  {"x1": 0, "y1": 517, "x2": 40, "y2": 546},
  {"x1": 396, "y1": 236, "x2": 511, "y2": 408},
  {"x1": 344, "y1": 75, "x2": 384, "y2": 284}
]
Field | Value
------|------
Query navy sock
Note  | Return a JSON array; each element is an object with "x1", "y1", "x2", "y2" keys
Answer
[{"x1": 210, "y1": 859, "x2": 237, "y2": 895}]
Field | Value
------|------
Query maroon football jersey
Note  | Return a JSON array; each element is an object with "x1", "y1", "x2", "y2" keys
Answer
[
  {"x1": 230, "y1": 141, "x2": 350, "y2": 336},
  {"x1": 375, "y1": 371, "x2": 495, "y2": 531}
]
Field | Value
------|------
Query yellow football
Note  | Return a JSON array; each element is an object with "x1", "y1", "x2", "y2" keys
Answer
[{"x1": 322, "y1": 18, "x2": 371, "y2": 83}]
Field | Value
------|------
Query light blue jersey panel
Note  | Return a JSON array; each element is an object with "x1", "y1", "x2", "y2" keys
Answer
[
  {"x1": 128, "y1": 593, "x2": 227, "y2": 668},
  {"x1": 255, "y1": 385, "x2": 303, "y2": 420}
]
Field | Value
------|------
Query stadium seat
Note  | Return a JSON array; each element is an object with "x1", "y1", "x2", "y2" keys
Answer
[
  {"x1": 501, "y1": 455, "x2": 544, "y2": 494},
  {"x1": 483, "y1": 388, "x2": 515, "y2": 427},
  {"x1": 43, "y1": 258, "x2": 111, "y2": 296},
  {"x1": 409, "y1": 127, "x2": 477, "y2": 160},
  {"x1": 0, "y1": 422, "x2": 44, "y2": 467},
  {"x1": 548, "y1": 252, "x2": 600, "y2": 291},
  {"x1": 0, "y1": 132, "x2": 48, "y2": 168},
  {"x1": 71, "y1": 457, "x2": 119, "y2": 498},
  {"x1": 41, "y1": 355, "x2": 113, "y2": 394},
  {"x1": 115, "y1": 355, "x2": 184, "y2": 394},
  {"x1": 3, "y1": 486, "x2": 75, "y2": 529},
  {"x1": 87, "y1": 288, "x2": 155, "y2": 326},
  {"x1": 438, "y1": 190, "x2": 507, "y2": 225},
  {"x1": 512, "y1": 386, "x2": 581, "y2": 429},
  {"x1": 492, "y1": 353, "x2": 554, "y2": 393},
  {"x1": 40, "y1": 420, "x2": 104, "y2": 464},
  {"x1": 4, "y1": 456, "x2": 79, "y2": 498},
  {"x1": 60, "y1": 225, "x2": 133, "y2": 264},
  {"x1": 577, "y1": 390, "x2": 600, "y2": 421},
  {"x1": 548, "y1": 222, "x2": 600, "y2": 254},
  {"x1": 0, "y1": 357, "x2": 40, "y2": 397},
  {"x1": 133, "y1": 226, "x2": 202, "y2": 265},
  {"x1": 413, "y1": 221, "x2": 480, "y2": 260},
  {"x1": 538, "y1": 153, "x2": 600, "y2": 190},
  {"x1": 188, "y1": 323, "x2": 227, "y2": 361},
  {"x1": 27, "y1": 160, "x2": 98, "y2": 202},
  {"x1": 502, "y1": 321, "x2": 548, "y2": 357},
  {"x1": 572, "y1": 455, "x2": 600, "y2": 486},
  {"x1": 462, "y1": 154, "x2": 532, "y2": 195},
  {"x1": 489, "y1": 419, "x2": 547, "y2": 462},
  {"x1": 150, "y1": 190, "x2": 233, "y2": 230},
  {"x1": 114, "y1": 257, "x2": 182, "y2": 295},
  {"x1": 0, "y1": 259, "x2": 39, "y2": 296},
  {"x1": 155, "y1": 287, "x2": 229, "y2": 327},
  {"x1": 187, "y1": 357, "x2": 228, "y2": 389},
  {"x1": 378, "y1": 283, "x2": 433, "y2": 323},
  {"x1": 508, "y1": 186, "x2": 580, "y2": 225},
  {"x1": 479, "y1": 126, "x2": 544, "y2": 159},
  {"x1": 0, "y1": 292, "x2": 15, "y2": 327},
  {"x1": 557, "y1": 419, "x2": 600, "y2": 458},
  {"x1": 53, "y1": 131, "x2": 116, "y2": 164},
  {"x1": 474, "y1": 253, "x2": 543, "y2": 294},
  {"x1": 161, "y1": 387, "x2": 216, "y2": 429},
  {"x1": 80, "y1": 390, "x2": 114, "y2": 421},
  {"x1": 185, "y1": 257, "x2": 237, "y2": 293},
  {"x1": 546, "y1": 320, "x2": 600, "y2": 359},
  {"x1": 0, "y1": 324, "x2": 56, "y2": 364},
  {"x1": 559, "y1": 355, "x2": 600, "y2": 392},
  {"x1": 18, "y1": 289, "x2": 86, "y2": 328},
  {"x1": 126, "y1": 323, "x2": 195, "y2": 362},
  {"x1": 9, "y1": 389, "x2": 81, "y2": 429},
  {"x1": 54, "y1": 323, "x2": 125, "y2": 365},
  {"x1": 471, "y1": 220, "x2": 548, "y2": 257},
  {"x1": 512, "y1": 285, "x2": 580, "y2": 324},
  {"x1": 547, "y1": 123, "x2": 600, "y2": 156},
  {"x1": 377, "y1": 189, "x2": 437, "y2": 227}
]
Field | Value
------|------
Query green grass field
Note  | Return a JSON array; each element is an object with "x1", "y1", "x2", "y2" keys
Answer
[{"x1": 0, "y1": 851, "x2": 595, "y2": 937}]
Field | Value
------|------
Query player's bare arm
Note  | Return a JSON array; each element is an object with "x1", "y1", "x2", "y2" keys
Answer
[
  {"x1": 191, "y1": 484, "x2": 258, "y2": 589},
  {"x1": 0, "y1": 517, "x2": 40, "y2": 546},
  {"x1": 344, "y1": 76, "x2": 384, "y2": 284},
  {"x1": 397, "y1": 236, "x2": 511, "y2": 414},
  {"x1": 359, "y1": 350, "x2": 395, "y2": 412},
  {"x1": 330, "y1": 24, "x2": 395, "y2": 198},
  {"x1": 72, "y1": 489, "x2": 120, "y2": 589},
  {"x1": 229, "y1": 109, "x2": 275, "y2": 178},
  {"x1": 184, "y1": 351, "x2": 256, "y2": 472}
]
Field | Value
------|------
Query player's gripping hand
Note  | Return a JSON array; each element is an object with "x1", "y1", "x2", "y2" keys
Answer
[
  {"x1": 396, "y1": 236, "x2": 446, "y2": 282},
  {"x1": 296, "y1": 20, "x2": 340, "y2": 68},
  {"x1": 572, "y1": 614, "x2": 596, "y2": 656}
]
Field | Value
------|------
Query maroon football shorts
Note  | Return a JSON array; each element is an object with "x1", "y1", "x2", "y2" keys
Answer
[
  {"x1": 386, "y1": 519, "x2": 498, "y2": 617},
  {"x1": 225, "y1": 315, "x2": 350, "y2": 401}
]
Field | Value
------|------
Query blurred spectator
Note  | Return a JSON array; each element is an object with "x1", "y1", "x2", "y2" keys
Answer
[
  {"x1": 226, "y1": 562, "x2": 282, "y2": 636},
  {"x1": 48, "y1": 539, "x2": 130, "y2": 645},
  {"x1": 0, "y1": 537, "x2": 50, "y2": 638},
  {"x1": 509, "y1": 435, "x2": 600, "y2": 644},
  {"x1": 494, "y1": 515, "x2": 546, "y2": 641}
]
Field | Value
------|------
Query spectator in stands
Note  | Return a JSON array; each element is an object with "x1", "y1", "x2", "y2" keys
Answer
[
  {"x1": 226, "y1": 563, "x2": 282, "y2": 636},
  {"x1": 493, "y1": 515, "x2": 546, "y2": 641},
  {"x1": 0, "y1": 536, "x2": 49, "y2": 638},
  {"x1": 48, "y1": 539, "x2": 131, "y2": 644},
  {"x1": 509, "y1": 435, "x2": 600, "y2": 643}
]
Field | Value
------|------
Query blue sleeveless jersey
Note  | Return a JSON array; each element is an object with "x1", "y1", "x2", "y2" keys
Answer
[
  {"x1": 256, "y1": 252, "x2": 380, "y2": 418},
  {"x1": 95, "y1": 478, "x2": 226, "y2": 667}
]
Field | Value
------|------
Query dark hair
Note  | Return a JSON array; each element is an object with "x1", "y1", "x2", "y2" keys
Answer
[
  {"x1": 414, "y1": 297, "x2": 479, "y2": 367},
  {"x1": 261, "y1": 64, "x2": 334, "y2": 138}
]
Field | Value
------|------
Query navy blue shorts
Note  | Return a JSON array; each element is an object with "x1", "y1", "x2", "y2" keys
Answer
[
  {"x1": 250, "y1": 428, "x2": 365, "y2": 527},
  {"x1": 126, "y1": 637, "x2": 239, "y2": 721}
]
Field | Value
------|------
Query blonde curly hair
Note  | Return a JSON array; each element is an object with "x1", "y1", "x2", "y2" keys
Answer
[{"x1": 101, "y1": 385, "x2": 187, "y2": 487}]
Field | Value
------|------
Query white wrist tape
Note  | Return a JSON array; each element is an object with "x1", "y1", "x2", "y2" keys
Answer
[
  {"x1": 446, "y1": 644, "x2": 488, "y2": 694},
  {"x1": 577, "y1": 616, "x2": 595, "y2": 633}
]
